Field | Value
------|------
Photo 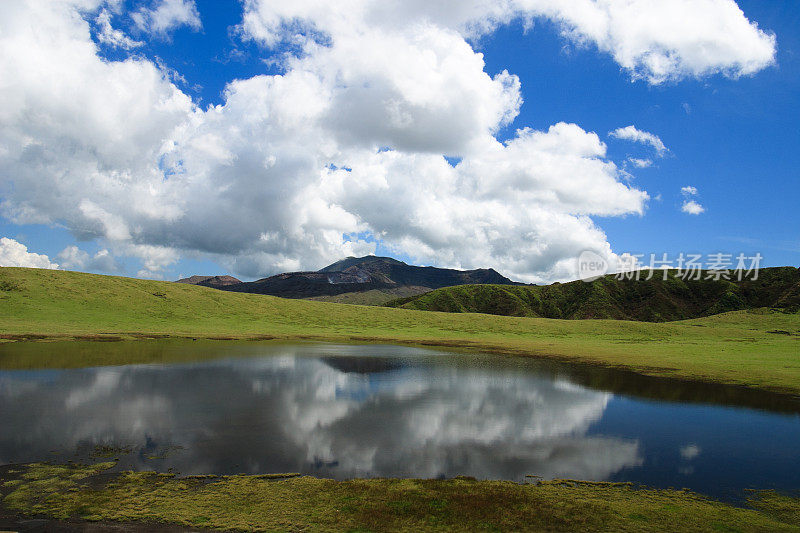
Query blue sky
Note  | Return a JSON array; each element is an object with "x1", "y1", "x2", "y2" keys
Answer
[
  {"x1": 484, "y1": 3, "x2": 800, "y2": 269},
  {"x1": 0, "y1": 1, "x2": 797, "y2": 282}
]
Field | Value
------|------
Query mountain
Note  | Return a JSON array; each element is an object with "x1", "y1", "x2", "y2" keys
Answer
[
  {"x1": 318, "y1": 256, "x2": 406, "y2": 273},
  {"x1": 176, "y1": 275, "x2": 242, "y2": 289},
  {"x1": 384, "y1": 267, "x2": 800, "y2": 322},
  {"x1": 184, "y1": 256, "x2": 517, "y2": 300}
]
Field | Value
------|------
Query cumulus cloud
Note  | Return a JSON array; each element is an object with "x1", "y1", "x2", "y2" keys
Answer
[
  {"x1": 680, "y1": 186, "x2": 705, "y2": 215},
  {"x1": 610, "y1": 126, "x2": 668, "y2": 156},
  {"x1": 132, "y1": 0, "x2": 201, "y2": 36},
  {"x1": 239, "y1": 6, "x2": 524, "y2": 155},
  {"x1": 57, "y1": 245, "x2": 121, "y2": 273},
  {"x1": 0, "y1": 0, "x2": 193, "y2": 277},
  {"x1": 319, "y1": 123, "x2": 647, "y2": 280},
  {"x1": 95, "y1": 9, "x2": 143, "y2": 49},
  {"x1": 519, "y1": 0, "x2": 777, "y2": 83},
  {"x1": 241, "y1": 0, "x2": 776, "y2": 85},
  {"x1": 0, "y1": 238, "x2": 58, "y2": 269},
  {"x1": 0, "y1": 1, "x2": 773, "y2": 280},
  {"x1": 682, "y1": 200, "x2": 705, "y2": 215}
]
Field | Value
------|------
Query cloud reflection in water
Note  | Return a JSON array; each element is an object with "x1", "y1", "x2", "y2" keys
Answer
[{"x1": 0, "y1": 345, "x2": 642, "y2": 481}]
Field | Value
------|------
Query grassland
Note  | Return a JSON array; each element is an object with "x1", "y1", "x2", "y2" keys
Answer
[
  {"x1": 2, "y1": 462, "x2": 799, "y2": 532},
  {"x1": 1, "y1": 267, "x2": 799, "y2": 394},
  {"x1": 306, "y1": 285, "x2": 431, "y2": 305},
  {"x1": 2, "y1": 267, "x2": 800, "y2": 531}
]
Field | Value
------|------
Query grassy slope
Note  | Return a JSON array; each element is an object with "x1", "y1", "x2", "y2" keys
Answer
[
  {"x1": 306, "y1": 285, "x2": 431, "y2": 305},
  {"x1": 1, "y1": 267, "x2": 800, "y2": 394},
  {"x1": 385, "y1": 267, "x2": 800, "y2": 321},
  {"x1": 3, "y1": 463, "x2": 799, "y2": 532}
]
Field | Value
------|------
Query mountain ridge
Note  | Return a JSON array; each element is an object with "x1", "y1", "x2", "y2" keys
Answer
[
  {"x1": 384, "y1": 266, "x2": 800, "y2": 322},
  {"x1": 177, "y1": 256, "x2": 518, "y2": 300}
]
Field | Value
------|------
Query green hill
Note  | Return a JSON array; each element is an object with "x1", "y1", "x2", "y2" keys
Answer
[
  {"x1": 306, "y1": 286, "x2": 431, "y2": 305},
  {"x1": 385, "y1": 267, "x2": 800, "y2": 321},
  {"x1": 1, "y1": 266, "x2": 799, "y2": 394}
]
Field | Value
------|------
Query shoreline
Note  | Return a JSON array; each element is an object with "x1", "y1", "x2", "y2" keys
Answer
[
  {"x1": 2, "y1": 462, "x2": 798, "y2": 532},
  {"x1": 1, "y1": 267, "x2": 799, "y2": 396},
  {"x1": 2, "y1": 332, "x2": 800, "y2": 400}
]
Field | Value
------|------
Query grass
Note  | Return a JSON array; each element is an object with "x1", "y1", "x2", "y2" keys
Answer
[
  {"x1": 384, "y1": 268, "x2": 800, "y2": 321},
  {"x1": 307, "y1": 286, "x2": 431, "y2": 305},
  {"x1": 1, "y1": 267, "x2": 799, "y2": 395},
  {"x1": 2, "y1": 462, "x2": 799, "y2": 532}
]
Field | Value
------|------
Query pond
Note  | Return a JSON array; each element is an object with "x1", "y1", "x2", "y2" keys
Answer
[{"x1": 0, "y1": 341, "x2": 798, "y2": 502}]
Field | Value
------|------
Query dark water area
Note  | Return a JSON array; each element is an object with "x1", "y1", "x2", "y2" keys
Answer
[{"x1": 0, "y1": 341, "x2": 798, "y2": 502}]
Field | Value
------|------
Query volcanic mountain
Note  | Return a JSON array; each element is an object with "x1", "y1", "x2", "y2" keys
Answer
[{"x1": 178, "y1": 256, "x2": 517, "y2": 301}]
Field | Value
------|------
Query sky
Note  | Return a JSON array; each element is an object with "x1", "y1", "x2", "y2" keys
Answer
[{"x1": 0, "y1": 0, "x2": 797, "y2": 283}]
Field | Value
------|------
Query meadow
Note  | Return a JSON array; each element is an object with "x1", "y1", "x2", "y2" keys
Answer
[
  {"x1": 1, "y1": 266, "x2": 799, "y2": 395},
  {"x1": 2, "y1": 266, "x2": 800, "y2": 531}
]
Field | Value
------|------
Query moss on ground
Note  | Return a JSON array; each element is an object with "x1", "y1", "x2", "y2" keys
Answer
[{"x1": 2, "y1": 462, "x2": 798, "y2": 532}]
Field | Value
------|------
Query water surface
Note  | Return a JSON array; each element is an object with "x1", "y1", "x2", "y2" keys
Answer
[{"x1": 0, "y1": 341, "x2": 798, "y2": 502}]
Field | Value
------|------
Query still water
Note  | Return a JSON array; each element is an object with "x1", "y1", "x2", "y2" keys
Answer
[{"x1": 0, "y1": 342, "x2": 798, "y2": 501}]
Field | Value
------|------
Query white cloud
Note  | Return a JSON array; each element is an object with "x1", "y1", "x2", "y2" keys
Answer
[
  {"x1": 240, "y1": 0, "x2": 777, "y2": 85},
  {"x1": 0, "y1": 1, "x2": 193, "y2": 277},
  {"x1": 610, "y1": 126, "x2": 667, "y2": 156},
  {"x1": 314, "y1": 123, "x2": 647, "y2": 282},
  {"x1": 130, "y1": 244, "x2": 179, "y2": 279},
  {"x1": 57, "y1": 245, "x2": 120, "y2": 273},
  {"x1": 0, "y1": 1, "x2": 772, "y2": 281},
  {"x1": 680, "y1": 186, "x2": 704, "y2": 215},
  {"x1": 682, "y1": 200, "x2": 705, "y2": 215},
  {"x1": 0, "y1": 238, "x2": 58, "y2": 269},
  {"x1": 517, "y1": 0, "x2": 777, "y2": 83},
  {"x1": 132, "y1": 0, "x2": 201, "y2": 36},
  {"x1": 95, "y1": 9, "x2": 143, "y2": 49},
  {"x1": 628, "y1": 158, "x2": 652, "y2": 168},
  {"x1": 239, "y1": 0, "x2": 519, "y2": 48},
  {"x1": 246, "y1": 14, "x2": 525, "y2": 155}
]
